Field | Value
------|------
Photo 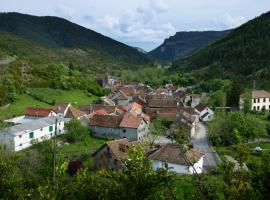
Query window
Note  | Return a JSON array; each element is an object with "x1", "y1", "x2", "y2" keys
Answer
[
  {"x1": 49, "y1": 126, "x2": 53, "y2": 132},
  {"x1": 59, "y1": 130, "x2": 61, "y2": 133},
  {"x1": 19, "y1": 135, "x2": 22, "y2": 138},
  {"x1": 123, "y1": 129, "x2": 126, "y2": 133},
  {"x1": 162, "y1": 163, "x2": 168, "y2": 169},
  {"x1": 264, "y1": 98, "x2": 266, "y2": 102},
  {"x1": 58, "y1": 123, "x2": 61, "y2": 125},
  {"x1": 40, "y1": 128, "x2": 43, "y2": 131},
  {"x1": 253, "y1": 99, "x2": 256, "y2": 103},
  {"x1": 20, "y1": 143, "x2": 22, "y2": 146},
  {"x1": 258, "y1": 98, "x2": 260, "y2": 103},
  {"x1": 253, "y1": 106, "x2": 256, "y2": 110},
  {"x1": 29, "y1": 132, "x2": 34, "y2": 139},
  {"x1": 257, "y1": 106, "x2": 260, "y2": 110}
]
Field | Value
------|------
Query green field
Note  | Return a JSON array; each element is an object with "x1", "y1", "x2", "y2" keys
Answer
[
  {"x1": 59, "y1": 135, "x2": 106, "y2": 158},
  {"x1": 28, "y1": 88, "x2": 98, "y2": 107},
  {"x1": 0, "y1": 94, "x2": 50, "y2": 120},
  {"x1": 0, "y1": 88, "x2": 98, "y2": 120}
]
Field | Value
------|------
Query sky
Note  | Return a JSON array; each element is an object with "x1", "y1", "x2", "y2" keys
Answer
[{"x1": 1, "y1": 0, "x2": 270, "y2": 51}]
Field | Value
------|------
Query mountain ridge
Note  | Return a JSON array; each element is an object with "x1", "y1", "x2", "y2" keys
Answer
[
  {"x1": 148, "y1": 30, "x2": 230, "y2": 61},
  {"x1": 0, "y1": 12, "x2": 151, "y2": 65}
]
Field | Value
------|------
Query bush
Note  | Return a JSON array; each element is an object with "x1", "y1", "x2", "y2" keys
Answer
[{"x1": 65, "y1": 119, "x2": 90, "y2": 143}]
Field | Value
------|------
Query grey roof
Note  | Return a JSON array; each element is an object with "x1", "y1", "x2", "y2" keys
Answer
[{"x1": 1, "y1": 116, "x2": 68, "y2": 136}]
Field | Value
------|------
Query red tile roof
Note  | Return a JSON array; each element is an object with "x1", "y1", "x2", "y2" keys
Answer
[
  {"x1": 65, "y1": 107, "x2": 86, "y2": 118},
  {"x1": 195, "y1": 103, "x2": 208, "y2": 112},
  {"x1": 90, "y1": 114, "x2": 123, "y2": 128},
  {"x1": 146, "y1": 94, "x2": 177, "y2": 108},
  {"x1": 252, "y1": 90, "x2": 270, "y2": 98},
  {"x1": 119, "y1": 113, "x2": 144, "y2": 129},
  {"x1": 24, "y1": 107, "x2": 54, "y2": 117}
]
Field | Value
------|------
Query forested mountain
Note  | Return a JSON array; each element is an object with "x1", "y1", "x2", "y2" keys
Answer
[
  {"x1": 0, "y1": 12, "x2": 151, "y2": 66},
  {"x1": 148, "y1": 30, "x2": 230, "y2": 61},
  {"x1": 173, "y1": 11, "x2": 270, "y2": 81}
]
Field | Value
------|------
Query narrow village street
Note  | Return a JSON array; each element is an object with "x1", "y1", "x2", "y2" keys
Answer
[{"x1": 192, "y1": 122, "x2": 220, "y2": 171}]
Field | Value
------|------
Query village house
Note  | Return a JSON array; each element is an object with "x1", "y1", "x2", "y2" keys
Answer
[
  {"x1": 0, "y1": 116, "x2": 67, "y2": 151},
  {"x1": 54, "y1": 103, "x2": 71, "y2": 118},
  {"x1": 240, "y1": 90, "x2": 270, "y2": 111},
  {"x1": 170, "y1": 117, "x2": 195, "y2": 138},
  {"x1": 65, "y1": 106, "x2": 86, "y2": 119},
  {"x1": 90, "y1": 111, "x2": 149, "y2": 141},
  {"x1": 92, "y1": 138, "x2": 132, "y2": 171},
  {"x1": 88, "y1": 102, "x2": 150, "y2": 141},
  {"x1": 173, "y1": 89, "x2": 191, "y2": 104},
  {"x1": 5, "y1": 107, "x2": 56, "y2": 126},
  {"x1": 110, "y1": 90, "x2": 132, "y2": 105},
  {"x1": 144, "y1": 94, "x2": 179, "y2": 121},
  {"x1": 148, "y1": 143, "x2": 204, "y2": 174},
  {"x1": 179, "y1": 107, "x2": 199, "y2": 130},
  {"x1": 190, "y1": 94, "x2": 201, "y2": 108},
  {"x1": 194, "y1": 103, "x2": 214, "y2": 122}
]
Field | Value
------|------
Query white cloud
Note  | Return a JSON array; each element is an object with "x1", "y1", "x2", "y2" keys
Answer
[
  {"x1": 213, "y1": 13, "x2": 247, "y2": 29},
  {"x1": 99, "y1": 15, "x2": 120, "y2": 29},
  {"x1": 151, "y1": 0, "x2": 169, "y2": 12}
]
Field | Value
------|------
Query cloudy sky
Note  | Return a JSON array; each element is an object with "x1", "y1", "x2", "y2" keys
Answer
[{"x1": 1, "y1": 0, "x2": 270, "y2": 51}]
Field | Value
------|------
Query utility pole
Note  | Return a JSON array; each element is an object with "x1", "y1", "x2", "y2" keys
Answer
[
  {"x1": 53, "y1": 117, "x2": 58, "y2": 182},
  {"x1": 253, "y1": 80, "x2": 256, "y2": 90}
]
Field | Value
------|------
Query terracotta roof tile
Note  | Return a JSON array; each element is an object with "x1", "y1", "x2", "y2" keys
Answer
[
  {"x1": 252, "y1": 90, "x2": 270, "y2": 98},
  {"x1": 24, "y1": 107, "x2": 55, "y2": 117},
  {"x1": 119, "y1": 113, "x2": 143, "y2": 129},
  {"x1": 195, "y1": 103, "x2": 208, "y2": 112},
  {"x1": 90, "y1": 114, "x2": 123, "y2": 128},
  {"x1": 65, "y1": 107, "x2": 86, "y2": 118}
]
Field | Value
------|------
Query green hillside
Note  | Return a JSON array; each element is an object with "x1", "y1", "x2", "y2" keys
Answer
[
  {"x1": 173, "y1": 11, "x2": 270, "y2": 81},
  {"x1": 0, "y1": 12, "x2": 151, "y2": 65}
]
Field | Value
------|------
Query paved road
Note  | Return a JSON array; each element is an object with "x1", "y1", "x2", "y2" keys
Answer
[{"x1": 192, "y1": 122, "x2": 220, "y2": 171}]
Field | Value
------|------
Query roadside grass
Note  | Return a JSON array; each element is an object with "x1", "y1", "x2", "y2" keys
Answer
[
  {"x1": 0, "y1": 88, "x2": 99, "y2": 120},
  {"x1": 248, "y1": 142, "x2": 270, "y2": 150},
  {"x1": 28, "y1": 88, "x2": 99, "y2": 107}
]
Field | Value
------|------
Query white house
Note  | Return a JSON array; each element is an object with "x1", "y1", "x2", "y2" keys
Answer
[
  {"x1": 0, "y1": 116, "x2": 67, "y2": 151},
  {"x1": 240, "y1": 90, "x2": 270, "y2": 111},
  {"x1": 5, "y1": 107, "x2": 57, "y2": 126},
  {"x1": 195, "y1": 103, "x2": 214, "y2": 122},
  {"x1": 148, "y1": 144, "x2": 204, "y2": 174},
  {"x1": 190, "y1": 94, "x2": 201, "y2": 108}
]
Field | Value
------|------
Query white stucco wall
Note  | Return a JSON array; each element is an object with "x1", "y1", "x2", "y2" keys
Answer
[
  {"x1": 252, "y1": 97, "x2": 270, "y2": 111},
  {"x1": 199, "y1": 108, "x2": 214, "y2": 122},
  {"x1": 1, "y1": 121, "x2": 65, "y2": 151},
  {"x1": 151, "y1": 156, "x2": 204, "y2": 174}
]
